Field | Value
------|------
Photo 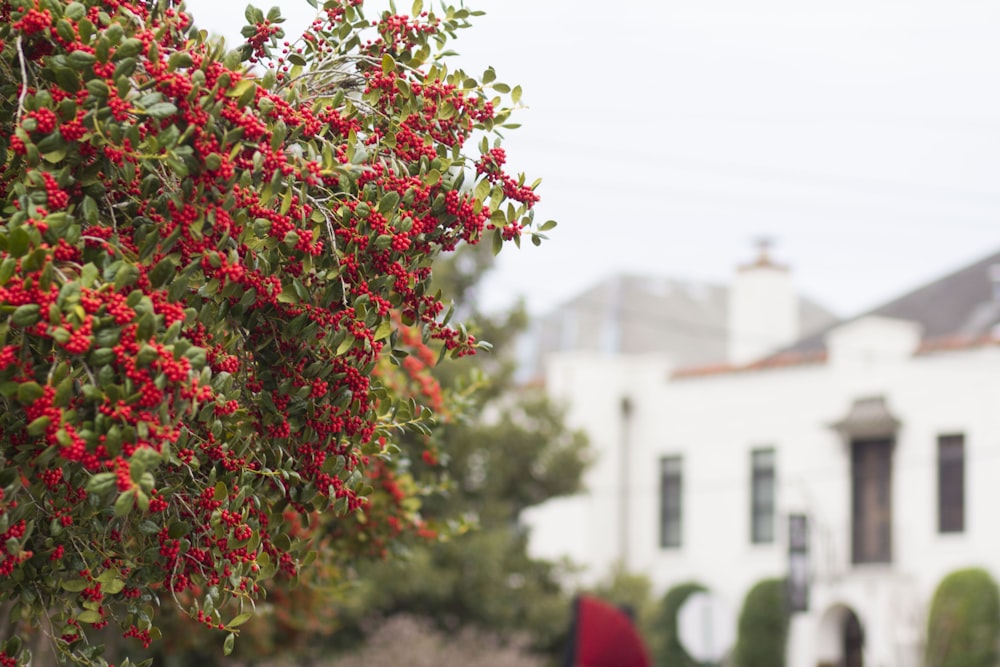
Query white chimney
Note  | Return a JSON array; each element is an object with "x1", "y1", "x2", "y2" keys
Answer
[{"x1": 727, "y1": 240, "x2": 799, "y2": 365}]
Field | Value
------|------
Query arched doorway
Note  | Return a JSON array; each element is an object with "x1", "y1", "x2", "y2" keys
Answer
[
  {"x1": 817, "y1": 604, "x2": 865, "y2": 667},
  {"x1": 843, "y1": 609, "x2": 863, "y2": 667}
]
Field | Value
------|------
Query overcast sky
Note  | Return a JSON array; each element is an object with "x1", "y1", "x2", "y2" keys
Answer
[{"x1": 185, "y1": 0, "x2": 1000, "y2": 318}]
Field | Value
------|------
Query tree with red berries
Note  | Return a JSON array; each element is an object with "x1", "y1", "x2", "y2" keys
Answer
[{"x1": 0, "y1": 0, "x2": 548, "y2": 665}]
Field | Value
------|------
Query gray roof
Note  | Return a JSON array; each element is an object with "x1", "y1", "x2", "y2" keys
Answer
[
  {"x1": 783, "y1": 249, "x2": 1000, "y2": 355},
  {"x1": 523, "y1": 273, "x2": 836, "y2": 376}
]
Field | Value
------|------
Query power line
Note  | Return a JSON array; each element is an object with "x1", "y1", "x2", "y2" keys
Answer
[{"x1": 510, "y1": 137, "x2": 1000, "y2": 209}]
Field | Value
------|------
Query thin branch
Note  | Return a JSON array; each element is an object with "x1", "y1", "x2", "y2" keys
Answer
[
  {"x1": 308, "y1": 193, "x2": 349, "y2": 308},
  {"x1": 15, "y1": 36, "x2": 29, "y2": 126}
]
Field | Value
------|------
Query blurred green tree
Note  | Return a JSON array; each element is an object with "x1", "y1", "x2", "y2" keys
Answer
[{"x1": 326, "y1": 242, "x2": 590, "y2": 658}]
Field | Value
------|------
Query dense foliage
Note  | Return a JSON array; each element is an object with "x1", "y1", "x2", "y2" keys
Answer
[
  {"x1": 0, "y1": 0, "x2": 548, "y2": 664},
  {"x1": 731, "y1": 578, "x2": 787, "y2": 667},
  {"x1": 925, "y1": 567, "x2": 1000, "y2": 667}
]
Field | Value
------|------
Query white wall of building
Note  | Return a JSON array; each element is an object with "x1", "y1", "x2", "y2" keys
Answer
[
  {"x1": 524, "y1": 352, "x2": 673, "y2": 585},
  {"x1": 527, "y1": 316, "x2": 1000, "y2": 666}
]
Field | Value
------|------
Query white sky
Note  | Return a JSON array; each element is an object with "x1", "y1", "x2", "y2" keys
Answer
[{"x1": 184, "y1": 0, "x2": 1000, "y2": 318}]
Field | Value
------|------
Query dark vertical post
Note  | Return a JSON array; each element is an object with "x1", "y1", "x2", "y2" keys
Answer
[{"x1": 620, "y1": 396, "x2": 633, "y2": 570}]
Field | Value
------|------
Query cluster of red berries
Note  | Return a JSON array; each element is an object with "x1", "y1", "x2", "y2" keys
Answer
[
  {"x1": 11, "y1": 5, "x2": 50, "y2": 36},
  {"x1": 27, "y1": 107, "x2": 56, "y2": 133}
]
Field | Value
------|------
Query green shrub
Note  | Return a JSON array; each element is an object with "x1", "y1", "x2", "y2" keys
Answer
[
  {"x1": 925, "y1": 567, "x2": 1000, "y2": 667},
  {"x1": 732, "y1": 578, "x2": 788, "y2": 667},
  {"x1": 651, "y1": 581, "x2": 707, "y2": 667}
]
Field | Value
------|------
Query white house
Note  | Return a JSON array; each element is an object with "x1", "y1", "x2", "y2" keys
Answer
[{"x1": 525, "y1": 248, "x2": 1000, "y2": 667}]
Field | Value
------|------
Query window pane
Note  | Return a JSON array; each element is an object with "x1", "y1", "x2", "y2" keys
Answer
[
  {"x1": 660, "y1": 456, "x2": 682, "y2": 548},
  {"x1": 938, "y1": 434, "x2": 964, "y2": 533},
  {"x1": 851, "y1": 439, "x2": 893, "y2": 563},
  {"x1": 751, "y1": 448, "x2": 775, "y2": 544}
]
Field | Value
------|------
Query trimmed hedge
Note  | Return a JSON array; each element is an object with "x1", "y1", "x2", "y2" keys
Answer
[
  {"x1": 732, "y1": 578, "x2": 788, "y2": 667},
  {"x1": 651, "y1": 581, "x2": 707, "y2": 667},
  {"x1": 925, "y1": 567, "x2": 1000, "y2": 667}
]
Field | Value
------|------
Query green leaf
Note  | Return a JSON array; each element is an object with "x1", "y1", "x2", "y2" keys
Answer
[
  {"x1": 68, "y1": 50, "x2": 96, "y2": 68},
  {"x1": 423, "y1": 169, "x2": 441, "y2": 186},
  {"x1": 336, "y1": 336, "x2": 354, "y2": 356},
  {"x1": 11, "y1": 304, "x2": 41, "y2": 327},
  {"x1": 17, "y1": 382, "x2": 44, "y2": 404},
  {"x1": 114, "y1": 489, "x2": 135, "y2": 517},
  {"x1": 144, "y1": 102, "x2": 177, "y2": 119},
  {"x1": 56, "y1": 20, "x2": 76, "y2": 43},
  {"x1": 8, "y1": 227, "x2": 30, "y2": 258},
  {"x1": 86, "y1": 472, "x2": 116, "y2": 495},
  {"x1": 373, "y1": 319, "x2": 392, "y2": 341},
  {"x1": 65, "y1": 2, "x2": 86, "y2": 20},
  {"x1": 149, "y1": 256, "x2": 177, "y2": 288},
  {"x1": 378, "y1": 191, "x2": 400, "y2": 213},
  {"x1": 168, "y1": 521, "x2": 190, "y2": 539},
  {"x1": 86, "y1": 78, "x2": 110, "y2": 100},
  {"x1": 227, "y1": 611, "x2": 253, "y2": 628},
  {"x1": 223, "y1": 632, "x2": 235, "y2": 656},
  {"x1": 116, "y1": 38, "x2": 144, "y2": 58},
  {"x1": 474, "y1": 178, "x2": 490, "y2": 202},
  {"x1": 43, "y1": 147, "x2": 67, "y2": 163},
  {"x1": 61, "y1": 579, "x2": 91, "y2": 592},
  {"x1": 0, "y1": 257, "x2": 16, "y2": 286},
  {"x1": 168, "y1": 51, "x2": 194, "y2": 69},
  {"x1": 103, "y1": 578, "x2": 126, "y2": 595},
  {"x1": 26, "y1": 416, "x2": 51, "y2": 436},
  {"x1": 280, "y1": 186, "x2": 293, "y2": 215},
  {"x1": 226, "y1": 79, "x2": 255, "y2": 98},
  {"x1": 382, "y1": 53, "x2": 396, "y2": 74},
  {"x1": 54, "y1": 376, "x2": 73, "y2": 406},
  {"x1": 76, "y1": 610, "x2": 103, "y2": 624}
]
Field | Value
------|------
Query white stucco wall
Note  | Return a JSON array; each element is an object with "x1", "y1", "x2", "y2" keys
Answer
[
  {"x1": 523, "y1": 352, "x2": 673, "y2": 585},
  {"x1": 526, "y1": 316, "x2": 1000, "y2": 666}
]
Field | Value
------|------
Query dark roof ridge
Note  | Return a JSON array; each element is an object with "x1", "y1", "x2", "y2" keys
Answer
[{"x1": 776, "y1": 248, "x2": 1000, "y2": 356}]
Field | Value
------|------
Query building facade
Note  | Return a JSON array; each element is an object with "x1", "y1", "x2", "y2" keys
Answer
[{"x1": 525, "y1": 250, "x2": 1000, "y2": 666}]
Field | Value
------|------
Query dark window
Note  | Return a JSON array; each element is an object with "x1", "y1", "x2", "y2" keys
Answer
[
  {"x1": 851, "y1": 439, "x2": 893, "y2": 564},
  {"x1": 938, "y1": 434, "x2": 965, "y2": 533},
  {"x1": 660, "y1": 456, "x2": 682, "y2": 548},
  {"x1": 751, "y1": 448, "x2": 776, "y2": 544}
]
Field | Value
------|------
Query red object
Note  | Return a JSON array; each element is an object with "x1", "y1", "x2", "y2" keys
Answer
[{"x1": 570, "y1": 595, "x2": 651, "y2": 667}]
